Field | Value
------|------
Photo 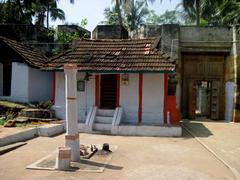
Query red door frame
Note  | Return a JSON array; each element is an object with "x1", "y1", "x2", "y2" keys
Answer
[
  {"x1": 95, "y1": 74, "x2": 100, "y2": 106},
  {"x1": 95, "y1": 74, "x2": 120, "y2": 108}
]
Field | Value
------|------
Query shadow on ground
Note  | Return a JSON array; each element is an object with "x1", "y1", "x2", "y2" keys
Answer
[{"x1": 181, "y1": 119, "x2": 213, "y2": 138}]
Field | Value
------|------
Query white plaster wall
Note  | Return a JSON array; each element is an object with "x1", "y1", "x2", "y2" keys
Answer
[
  {"x1": 54, "y1": 72, "x2": 65, "y2": 120},
  {"x1": 225, "y1": 82, "x2": 235, "y2": 122},
  {"x1": 28, "y1": 67, "x2": 53, "y2": 102},
  {"x1": 10, "y1": 62, "x2": 29, "y2": 102},
  {"x1": 0, "y1": 63, "x2": 3, "y2": 96},
  {"x1": 120, "y1": 74, "x2": 139, "y2": 123},
  {"x1": 55, "y1": 72, "x2": 164, "y2": 124},
  {"x1": 76, "y1": 73, "x2": 95, "y2": 122},
  {"x1": 54, "y1": 72, "x2": 95, "y2": 122},
  {"x1": 142, "y1": 74, "x2": 164, "y2": 124}
]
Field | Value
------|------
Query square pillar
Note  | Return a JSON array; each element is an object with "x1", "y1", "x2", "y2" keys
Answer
[{"x1": 64, "y1": 64, "x2": 80, "y2": 161}]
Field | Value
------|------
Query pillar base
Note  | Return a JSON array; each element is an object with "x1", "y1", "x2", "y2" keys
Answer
[
  {"x1": 65, "y1": 134, "x2": 80, "y2": 161},
  {"x1": 55, "y1": 147, "x2": 71, "y2": 170}
]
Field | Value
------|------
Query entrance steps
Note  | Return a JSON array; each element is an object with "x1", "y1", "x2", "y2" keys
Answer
[
  {"x1": 83, "y1": 107, "x2": 123, "y2": 134},
  {"x1": 92, "y1": 109, "x2": 115, "y2": 133}
]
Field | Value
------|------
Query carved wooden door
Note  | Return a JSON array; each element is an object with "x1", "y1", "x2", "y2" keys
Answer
[
  {"x1": 188, "y1": 80, "x2": 197, "y2": 119},
  {"x1": 210, "y1": 81, "x2": 220, "y2": 120}
]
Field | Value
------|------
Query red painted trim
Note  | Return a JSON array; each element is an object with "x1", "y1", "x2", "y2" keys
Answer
[
  {"x1": 164, "y1": 74, "x2": 168, "y2": 124},
  {"x1": 95, "y1": 74, "x2": 100, "y2": 106},
  {"x1": 116, "y1": 74, "x2": 120, "y2": 107},
  {"x1": 52, "y1": 72, "x2": 56, "y2": 104},
  {"x1": 67, "y1": 96, "x2": 77, "y2": 100},
  {"x1": 138, "y1": 74, "x2": 143, "y2": 123}
]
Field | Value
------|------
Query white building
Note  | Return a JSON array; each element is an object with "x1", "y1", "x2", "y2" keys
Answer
[
  {"x1": 0, "y1": 36, "x2": 53, "y2": 103},
  {"x1": 47, "y1": 38, "x2": 181, "y2": 137}
]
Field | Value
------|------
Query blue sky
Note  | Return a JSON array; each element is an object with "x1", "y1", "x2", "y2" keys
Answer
[{"x1": 51, "y1": 0, "x2": 181, "y2": 31}]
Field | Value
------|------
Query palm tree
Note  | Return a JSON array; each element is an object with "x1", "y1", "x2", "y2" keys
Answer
[
  {"x1": 33, "y1": 0, "x2": 65, "y2": 28},
  {"x1": 111, "y1": 0, "x2": 155, "y2": 26},
  {"x1": 102, "y1": 6, "x2": 119, "y2": 25},
  {"x1": 219, "y1": 0, "x2": 240, "y2": 25},
  {"x1": 124, "y1": 0, "x2": 149, "y2": 32}
]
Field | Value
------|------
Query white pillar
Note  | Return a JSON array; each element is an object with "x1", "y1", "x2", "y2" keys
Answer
[{"x1": 64, "y1": 64, "x2": 80, "y2": 161}]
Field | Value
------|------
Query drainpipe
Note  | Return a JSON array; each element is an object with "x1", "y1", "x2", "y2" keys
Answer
[{"x1": 64, "y1": 64, "x2": 80, "y2": 161}]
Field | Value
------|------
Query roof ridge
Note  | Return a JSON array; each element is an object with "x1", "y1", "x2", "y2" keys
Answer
[{"x1": 80, "y1": 37, "x2": 156, "y2": 42}]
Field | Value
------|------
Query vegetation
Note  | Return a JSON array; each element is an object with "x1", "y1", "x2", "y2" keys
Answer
[
  {"x1": 147, "y1": 10, "x2": 187, "y2": 24},
  {"x1": 177, "y1": 0, "x2": 240, "y2": 25},
  {"x1": 0, "y1": 117, "x2": 6, "y2": 125},
  {"x1": 103, "y1": 0, "x2": 240, "y2": 33},
  {"x1": 103, "y1": 0, "x2": 150, "y2": 34},
  {"x1": 48, "y1": 18, "x2": 89, "y2": 54},
  {"x1": 0, "y1": 0, "x2": 65, "y2": 28}
]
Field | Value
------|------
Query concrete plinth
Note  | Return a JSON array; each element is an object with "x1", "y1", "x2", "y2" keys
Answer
[
  {"x1": 55, "y1": 147, "x2": 71, "y2": 170},
  {"x1": 64, "y1": 64, "x2": 80, "y2": 161}
]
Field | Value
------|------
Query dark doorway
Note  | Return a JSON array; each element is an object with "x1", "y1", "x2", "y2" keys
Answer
[
  {"x1": 3, "y1": 62, "x2": 12, "y2": 96},
  {"x1": 100, "y1": 74, "x2": 117, "y2": 109},
  {"x1": 187, "y1": 79, "x2": 221, "y2": 120}
]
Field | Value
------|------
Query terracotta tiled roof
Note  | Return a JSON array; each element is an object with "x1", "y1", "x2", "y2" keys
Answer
[
  {"x1": 0, "y1": 36, "x2": 48, "y2": 68},
  {"x1": 47, "y1": 38, "x2": 175, "y2": 72}
]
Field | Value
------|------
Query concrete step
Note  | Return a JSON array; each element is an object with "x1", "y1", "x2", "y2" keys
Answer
[
  {"x1": 95, "y1": 116, "x2": 113, "y2": 124},
  {"x1": 96, "y1": 109, "x2": 115, "y2": 117},
  {"x1": 93, "y1": 123, "x2": 111, "y2": 132}
]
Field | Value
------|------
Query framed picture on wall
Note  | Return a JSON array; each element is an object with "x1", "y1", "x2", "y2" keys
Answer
[
  {"x1": 77, "y1": 80, "x2": 85, "y2": 91},
  {"x1": 121, "y1": 74, "x2": 129, "y2": 85}
]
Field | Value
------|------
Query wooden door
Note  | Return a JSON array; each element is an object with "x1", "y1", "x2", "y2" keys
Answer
[
  {"x1": 100, "y1": 74, "x2": 117, "y2": 109},
  {"x1": 188, "y1": 80, "x2": 197, "y2": 119},
  {"x1": 210, "y1": 81, "x2": 220, "y2": 120}
]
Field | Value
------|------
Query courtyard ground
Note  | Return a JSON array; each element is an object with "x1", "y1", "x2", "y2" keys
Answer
[
  {"x1": 0, "y1": 128, "x2": 236, "y2": 180},
  {"x1": 182, "y1": 119, "x2": 240, "y2": 179}
]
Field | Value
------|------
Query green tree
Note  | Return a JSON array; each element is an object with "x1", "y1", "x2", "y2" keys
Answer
[
  {"x1": 124, "y1": 0, "x2": 149, "y2": 32},
  {"x1": 102, "y1": 6, "x2": 119, "y2": 25},
  {"x1": 32, "y1": 0, "x2": 65, "y2": 28},
  {"x1": 103, "y1": 0, "x2": 150, "y2": 33},
  {"x1": 177, "y1": 0, "x2": 224, "y2": 25},
  {"x1": 111, "y1": 0, "x2": 155, "y2": 26},
  {"x1": 49, "y1": 18, "x2": 89, "y2": 54},
  {"x1": 0, "y1": 0, "x2": 65, "y2": 28},
  {"x1": 147, "y1": 10, "x2": 185, "y2": 24},
  {"x1": 219, "y1": 0, "x2": 240, "y2": 25},
  {"x1": 0, "y1": 0, "x2": 33, "y2": 24}
]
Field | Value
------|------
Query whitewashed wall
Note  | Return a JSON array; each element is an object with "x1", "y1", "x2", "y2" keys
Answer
[
  {"x1": 54, "y1": 72, "x2": 95, "y2": 122},
  {"x1": 0, "y1": 62, "x2": 52, "y2": 103},
  {"x1": 54, "y1": 73, "x2": 165, "y2": 124},
  {"x1": 76, "y1": 73, "x2": 95, "y2": 122},
  {"x1": 142, "y1": 74, "x2": 164, "y2": 124},
  {"x1": 0, "y1": 63, "x2": 3, "y2": 96},
  {"x1": 120, "y1": 74, "x2": 139, "y2": 123},
  {"x1": 28, "y1": 67, "x2": 53, "y2": 102},
  {"x1": 54, "y1": 72, "x2": 65, "y2": 120},
  {"x1": 10, "y1": 62, "x2": 29, "y2": 102}
]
